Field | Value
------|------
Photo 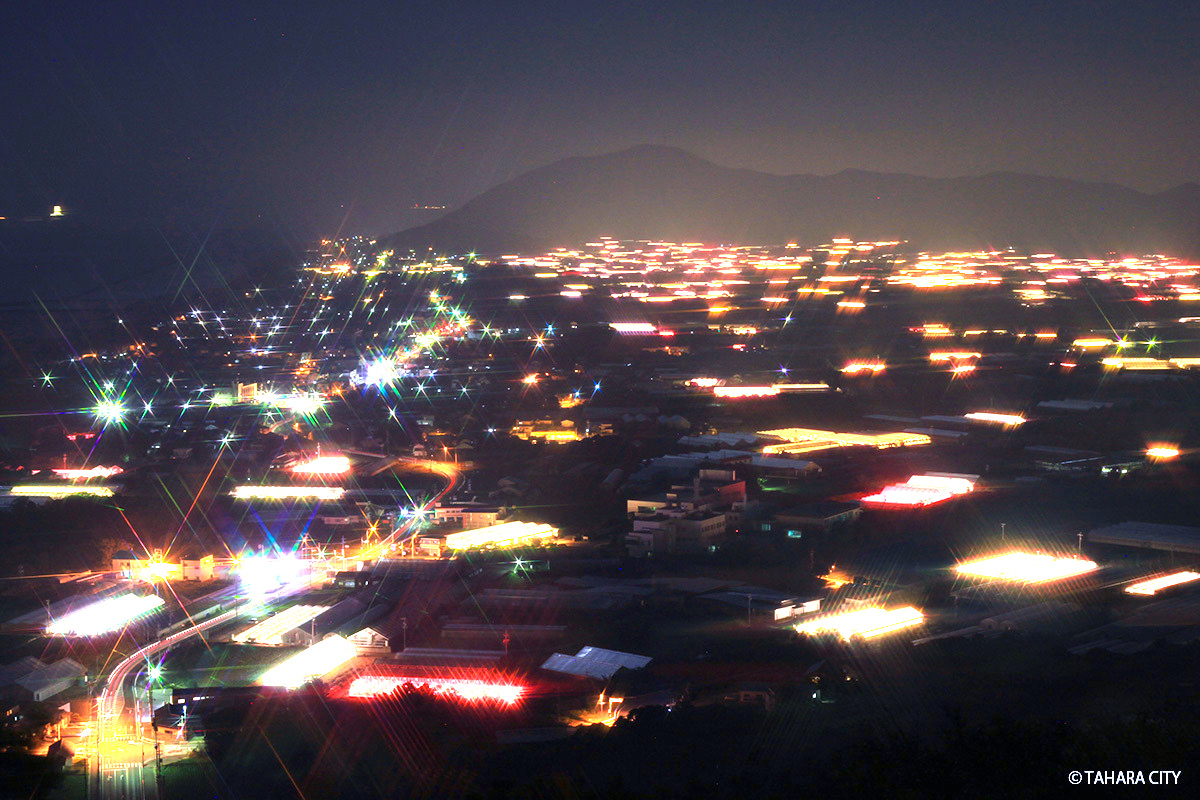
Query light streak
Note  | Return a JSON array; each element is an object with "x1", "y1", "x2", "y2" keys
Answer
[
  {"x1": 714, "y1": 386, "x2": 778, "y2": 398},
  {"x1": 443, "y1": 521, "x2": 558, "y2": 550},
  {"x1": 231, "y1": 486, "x2": 344, "y2": 500},
  {"x1": 1125, "y1": 571, "x2": 1200, "y2": 596},
  {"x1": 52, "y1": 466, "x2": 124, "y2": 480},
  {"x1": 290, "y1": 456, "x2": 352, "y2": 474},
  {"x1": 955, "y1": 552, "x2": 1097, "y2": 583},
  {"x1": 841, "y1": 362, "x2": 886, "y2": 374},
  {"x1": 348, "y1": 675, "x2": 526, "y2": 705},
  {"x1": 9, "y1": 484, "x2": 114, "y2": 498},
  {"x1": 795, "y1": 606, "x2": 923, "y2": 640},
  {"x1": 46, "y1": 593, "x2": 164, "y2": 636},
  {"x1": 929, "y1": 351, "x2": 980, "y2": 362},
  {"x1": 233, "y1": 604, "x2": 328, "y2": 644},
  {"x1": 964, "y1": 412, "x2": 1026, "y2": 426},
  {"x1": 862, "y1": 474, "x2": 974, "y2": 506},
  {"x1": 610, "y1": 322, "x2": 658, "y2": 334},
  {"x1": 761, "y1": 428, "x2": 931, "y2": 453},
  {"x1": 260, "y1": 635, "x2": 357, "y2": 688}
]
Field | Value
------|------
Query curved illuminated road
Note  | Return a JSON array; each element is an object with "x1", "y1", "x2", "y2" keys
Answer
[
  {"x1": 93, "y1": 608, "x2": 240, "y2": 799},
  {"x1": 370, "y1": 457, "x2": 461, "y2": 556},
  {"x1": 90, "y1": 455, "x2": 459, "y2": 798}
]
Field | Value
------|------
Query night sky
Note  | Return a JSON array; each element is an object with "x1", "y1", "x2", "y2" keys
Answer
[{"x1": 4, "y1": 0, "x2": 1198, "y2": 236}]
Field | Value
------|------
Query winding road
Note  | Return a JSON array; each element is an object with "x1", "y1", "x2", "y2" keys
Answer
[{"x1": 89, "y1": 455, "x2": 460, "y2": 798}]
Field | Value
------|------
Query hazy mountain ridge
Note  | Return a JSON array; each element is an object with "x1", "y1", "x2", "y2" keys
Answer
[{"x1": 387, "y1": 145, "x2": 1200, "y2": 256}]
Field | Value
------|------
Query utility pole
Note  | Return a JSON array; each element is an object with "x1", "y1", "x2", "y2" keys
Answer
[
  {"x1": 147, "y1": 669, "x2": 164, "y2": 799},
  {"x1": 1000, "y1": 522, "x2": 1006, "y2": 543},
  {"x1": 401, "y1": 617, "x2": 407, "y2": 651},
  {"x1": 1077, "y1": 532, "x2": 1083, "y2": 555}
]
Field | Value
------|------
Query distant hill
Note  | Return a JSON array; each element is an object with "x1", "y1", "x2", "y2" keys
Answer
[{"x1": 386, "y1": 145, "x2": 1200, "y2": 257}]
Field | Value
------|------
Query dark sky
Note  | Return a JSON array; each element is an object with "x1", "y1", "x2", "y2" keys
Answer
[{"x1": 4, "y1": 0, "x2": 1198, "y2": 236}]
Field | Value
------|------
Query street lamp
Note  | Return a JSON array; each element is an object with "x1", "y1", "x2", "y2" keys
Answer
[{"x1": 146, "y1": 664, "x2": 164, "y2": 798}]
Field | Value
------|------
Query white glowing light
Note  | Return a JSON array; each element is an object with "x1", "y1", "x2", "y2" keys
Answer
[
  {"x1": 714, "y1": 386, "x2": 778, "y2": 398},
  {"x1": 610, "y1": 323, "x2": 658, "y2": 334},
  {"x1": 236, "y1": 552, "x2": 307, "y2": 596},
  {"x1": 1125, "y1": 571, "x2": 1200, "y2": 596},
  {"x1": 233, "y1": 604, "x2": 328, "y2": 645},
  {"x1": 964, "y1": 412, "x2": 1026, "y2": 426},
  {"x1": 349, "y1": 675, "x2": 526, "y2": 705},
  {"x1": 841, "y1": 362, "x2": 886, "y2": 374},
  {"x1": 290, "y1": 456, "x2": 351, "y2": 474},
  {"x1": 231, "y1": 486, "x2": 344, "y2": 501},
  {"x1": 956, "y1": 552, "x2": 1097, "y2": 583},
  {"x1": 46, "y1": 593, "x2": 164, "y2": 636},
  {"x1": 52, "y1": 466, "x2": 124, "y2": 480},
  {"x1": 862, "y1": 474, "x2": 974, "y2": 506},
  {"x1": 795, "y1": 606, "x2": 923, "y2": 640},
  {"x1": 443, "y1": 521, "x2": 558, "y2": 550},
  {"x1": 94, "y1": 400, "x2": 126, "y2": 425},
  {"x1": 260, "y1": 635, "x2": 356, "y2": 688},
  {"x1": 1146, "y1": 446, "x2": 1180, "y2": 459},
  {"x1": 137, "y1": 561, "x2": 180, "y2": 582},
  {"x1": 364, "y1": 358, "x2": 399, "y2": 386},
  {"x1": 277, "y1": 393, "x2": 325, "y2": 414},
  {"x1": 9, "y1": 484, "x2": 114, "y2": 499}
]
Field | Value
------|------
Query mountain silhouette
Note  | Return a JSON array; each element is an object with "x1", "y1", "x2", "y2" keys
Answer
[{"x1": 386, "y1": 145, "x2": 1200, "y2": 257}]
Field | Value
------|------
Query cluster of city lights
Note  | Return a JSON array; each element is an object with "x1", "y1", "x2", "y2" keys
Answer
[
  {"x1": 46, "y1": 593, "x2": 164, "y2": 636},
  {"x1": 348, "y1": 675, "x2": 526, "y2": 705},
  {"x1": 1124, "y1": 571, "x2": 1200, "y2": 596},
  {"x1": 259, "y1": 635, "x2": 357, "y2": 688},
  {"x1": 955, "y1": 552, "x2": 1098, "y2": 583},
  {"x1": 795, "y1": 606, "x2": 924, "y2": 640}
]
